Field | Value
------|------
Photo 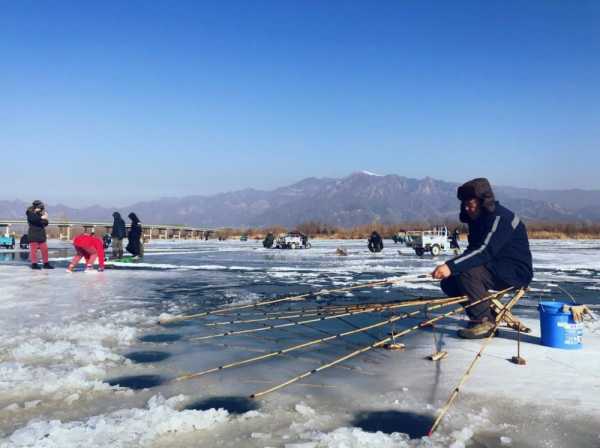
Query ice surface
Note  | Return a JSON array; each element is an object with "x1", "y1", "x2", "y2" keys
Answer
[
  {"x1": 1, "y1": 238, "x2": 600, "y2": 447},
  {"x1": 3, "y1": 395, "x2": 229, "y2": 448}
]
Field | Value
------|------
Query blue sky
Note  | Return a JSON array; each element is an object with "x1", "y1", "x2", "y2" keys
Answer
[{"x1": 1, "y1": 1, "x2": 599, "y2": 206}]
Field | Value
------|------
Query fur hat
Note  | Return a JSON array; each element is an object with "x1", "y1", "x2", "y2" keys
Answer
[{"x1": 457, "y1": 178, "x2": 496, "y2": 214}]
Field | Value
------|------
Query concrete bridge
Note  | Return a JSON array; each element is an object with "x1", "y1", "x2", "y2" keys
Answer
[{"x1": 0, "y1": 219, "x2": 218, "y2": 241}]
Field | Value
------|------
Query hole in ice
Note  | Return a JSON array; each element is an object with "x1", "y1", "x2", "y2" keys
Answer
[
  {"x1": 184, "y1": 396, "x2": 259, "y2": 414},
  {"x1": 106, "y1": 374, "x2": 166, "y2": 389},
  {"x1": 139, "y1": 333, "x2": 182, "y2": 343},
  {"x1": 124, "y1": 351, "x2": 171, "y2": 363},
  {"x1": 160, "y1": 319, "x2": 196, "y2": 328},
  {"x1": 352, "y1": 410, "x2": 433, "y2": 439}
]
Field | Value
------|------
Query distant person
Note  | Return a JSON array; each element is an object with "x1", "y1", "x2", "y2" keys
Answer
[
  {"x1": 102, "y1": 233, "x2": 112, "y2": 249},
  {"x1": 110, "y1": 212, "x2": 126, "y2": 259},
  {"x1": 66, "y1": 231, "x2": 105, "y2": 273},
  {"x1": 126, "y1": 212, "x2": 143, "y2": 258},
  {"x1": 19, "y1": 234, "x2": 29, "y2": 249},
  {"x1": 26, "y1": 200, "x2": 53, "y2": 269},
  {"x1": 367, "y1": 231, "x2": 384, "y2": 253},
  {"x1": 301, "y1": 233, "x2": 308, "y2": 247},
  {"x1": 449, "y1": 228, "x2": 461, "y2": 249},
  {"x1": 263, "y1": 233, "x2": 275, "y2": 248},
  {"x1": 431, "y1": 178, "x2": 533, "y2": 339}
]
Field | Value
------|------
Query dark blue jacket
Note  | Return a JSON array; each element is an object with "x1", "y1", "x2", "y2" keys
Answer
[
  {"x1": 447, "y1": 202, "x2": 533, "y2": 287},
  {"x1": 111, "y1": 213, "x2": 127, "y2": 239}
]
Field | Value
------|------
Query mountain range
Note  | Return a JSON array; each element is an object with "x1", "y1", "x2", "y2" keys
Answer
[{"x1": 2, "y1": 172, "x2": 600, "y2": 227}]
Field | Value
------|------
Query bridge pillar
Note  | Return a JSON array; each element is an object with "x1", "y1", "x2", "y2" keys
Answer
[
  {"x1": 144, "y1": 228, "x2": 153, "y2": 241},
  {"x1": 83, "y1": 225, "x2": 95, "y2": 235},
  {"x1": 163, "y1": 228, "x2": 169, "y2": 239},
  {"x1": 177, "y1": 229, "x2": 182, "y2": 239},
  {"x1": 0, "y1": 223, "x2": 10, "y2": 237}
]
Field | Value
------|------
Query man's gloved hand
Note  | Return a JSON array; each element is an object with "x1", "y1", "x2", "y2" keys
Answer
[{"x1": 562, "y1": 304, "x2": 592, "y2": 322}]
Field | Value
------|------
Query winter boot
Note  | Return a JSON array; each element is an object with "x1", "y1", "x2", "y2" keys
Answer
[
  {"x1": 457, "y1": 320, "x2": 495, "y2": 339},
  {"x1": 31, "y1": 263, "x2": 42, "y2": 270},
  {"x1": 43, "y1": 263, "x2": 54, "y2": 269}
]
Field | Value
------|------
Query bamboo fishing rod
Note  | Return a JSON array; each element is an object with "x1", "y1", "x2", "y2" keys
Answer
[
  {"x1": 189, "y1": 296, "x2": 465, "y2": 341},
  {"x1": 427, "y1": 288, "x2": 526, "y2": 436},
  {"x1": 173, "y1": 295, "x2": 469, "y2": 383},
  {"x1": 249, "y1": 288, "x2": 514, "y2": 398},
  {"x1": 204, "y1": 295, "x2": 452, "y2": 327},
  {"x1": 209, "y1": 286, "x2": 428, "y2": 320},
  {"x1": 204, "y1": 307, "x2": 365, "y2": 327},
  {"x1": 159, "y1": 274, "x2": 430, "y2": 324}
]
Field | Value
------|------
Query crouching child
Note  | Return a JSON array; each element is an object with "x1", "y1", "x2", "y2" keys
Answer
[{"x1": 67, "y1": 232, "x2": 105, "y2": 273}]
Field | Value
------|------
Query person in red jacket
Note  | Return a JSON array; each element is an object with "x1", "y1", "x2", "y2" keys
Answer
[{"x1": 66, "y1": 232, "x2": 105, "y2": 272}]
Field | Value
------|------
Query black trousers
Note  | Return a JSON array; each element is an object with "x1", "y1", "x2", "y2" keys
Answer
[{"x1": 440, "y1": 265, "x2": 511, "y2": 322}]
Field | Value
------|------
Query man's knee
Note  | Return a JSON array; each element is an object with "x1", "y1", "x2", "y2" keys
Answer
[
  {"x1": 441, "y1": 277, "x2": 460, "y2": 297},
  {"x1": 456, "y1": 267, "x2": 486, "y2": 288}
]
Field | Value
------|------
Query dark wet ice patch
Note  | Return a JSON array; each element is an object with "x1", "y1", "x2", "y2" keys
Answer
[
  {"x1": 124, "y1": 350, "x2": 171, "y2": 363},
  {"x1": 352, "y1": 410, "x2": 434, "y2": 439},
  {"x1": 106, "y1": 374, "x2": 166, "y2": 389},
  {"x1": 184, "y1": 396, "x2": 259, "y2": 414},
  {"x1": 139, "y1": 333, "x2": 182, "y2": 343}
]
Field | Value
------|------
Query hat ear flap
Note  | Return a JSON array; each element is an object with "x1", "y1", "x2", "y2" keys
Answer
[{"x1": 482, "y1": 195, "x2": 495, "y2": 213}]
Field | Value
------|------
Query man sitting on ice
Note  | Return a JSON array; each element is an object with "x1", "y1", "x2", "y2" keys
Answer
[{"x1": 431, "y1": 178, "x2": 533, "y2": 338}]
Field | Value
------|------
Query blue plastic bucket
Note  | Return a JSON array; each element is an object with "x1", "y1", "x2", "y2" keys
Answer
[{"x1": 538, "y1": 301, "x2": 583, "y2": 349}]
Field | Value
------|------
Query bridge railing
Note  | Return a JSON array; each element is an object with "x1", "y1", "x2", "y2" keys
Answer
[{"x1": 0, "y1": 219, "x2": 218, "y2": 241}]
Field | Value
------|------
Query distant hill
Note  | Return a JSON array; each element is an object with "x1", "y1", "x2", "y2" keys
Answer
[{"x1": 2, "y1": 172, "x2": 600, "y2": 227}]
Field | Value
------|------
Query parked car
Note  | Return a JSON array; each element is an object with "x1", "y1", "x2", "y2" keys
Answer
[
  {"x1": 411, "y1": 226, "x2": 452, "y2": 256},
  {"x1": 0, "y1": 234, "x2": 15, "y2": 249},
  {"x1": 274, "y1": 232, "x2": 311, "y2": 249}
]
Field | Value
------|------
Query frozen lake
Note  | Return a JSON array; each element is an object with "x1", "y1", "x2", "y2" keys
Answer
[{"x1": 0, "y1": 239, "x2": 599, "y2": 447}]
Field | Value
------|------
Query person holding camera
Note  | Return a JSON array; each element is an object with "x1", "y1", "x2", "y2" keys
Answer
[{"x1": 26, "y1": 200, "x2": 54, "y2": 269}]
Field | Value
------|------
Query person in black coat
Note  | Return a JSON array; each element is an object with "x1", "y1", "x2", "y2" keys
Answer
[
  {"x1": 368, "y1": 231, "x2": 384, "y2": 253},
  {"x1": 126, "y1": 213, "x2": 143, "y2": 258},
  {"x1": 19, "y1": 234, "x2": 30, "y2": 249},
  {"x1": 26, "y1": 200, "x2": 53, "y2": 269},
  {"x1": 263, "y1": 233, "x2": 275, "y2": 248},
  {"x1": 449, "y1": 228, "x2": 461, "y2": 249},
  {"x1": 432, "y1": 178, "x2": 533, "y2": 339},
  {"x1": 111, "y1": 212, "x2": 126, "y2": 259}
]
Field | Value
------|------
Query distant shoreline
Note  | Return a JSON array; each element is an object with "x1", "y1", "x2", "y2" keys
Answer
[
  {"x1": 212, "y1": 222, "x2": 600, "y2": 241},
  {"x1": 221, "y1": 231, "x2": 600, "y2": 241}
]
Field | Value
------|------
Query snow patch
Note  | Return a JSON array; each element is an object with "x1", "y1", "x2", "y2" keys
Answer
[{"x1": 4, "y1": 395, "x2": 229, "y2": 448}]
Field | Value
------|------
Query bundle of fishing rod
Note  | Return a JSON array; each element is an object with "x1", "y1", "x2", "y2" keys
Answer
[{"x1": 158, "y1": 274, "x2": 525, "y2": 435}]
